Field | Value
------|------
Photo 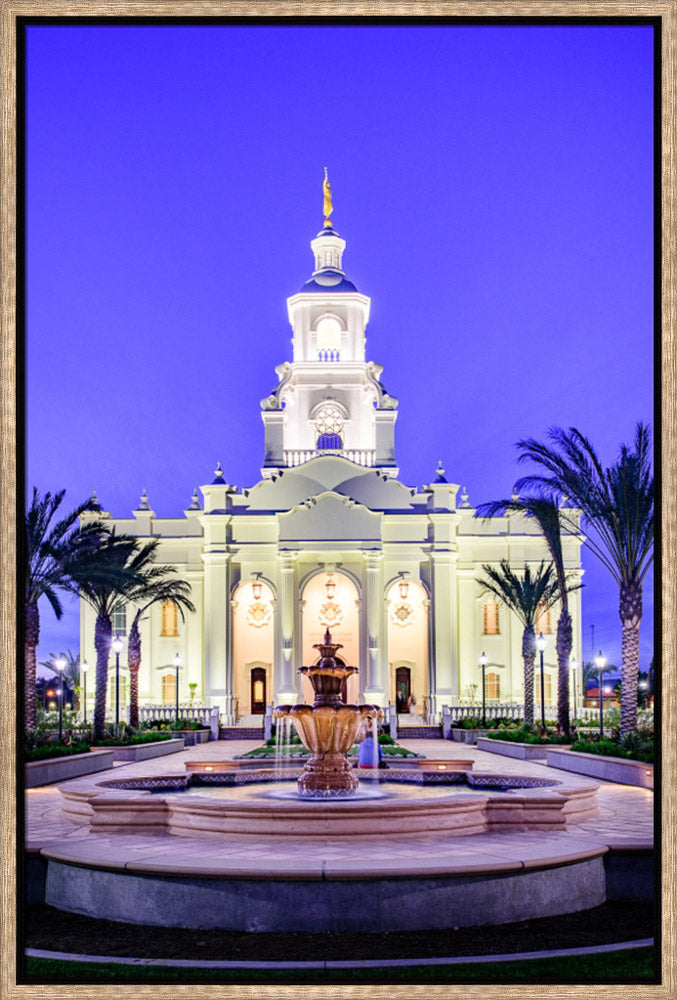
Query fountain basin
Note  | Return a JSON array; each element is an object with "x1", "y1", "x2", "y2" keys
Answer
[{"x1": 59, "y1": 771, "x2": 598, "y2": 840}]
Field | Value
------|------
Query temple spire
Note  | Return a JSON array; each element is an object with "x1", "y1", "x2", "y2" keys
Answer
[{"x1": 322, "y1": 167, "x2": 333, "y2": 228}]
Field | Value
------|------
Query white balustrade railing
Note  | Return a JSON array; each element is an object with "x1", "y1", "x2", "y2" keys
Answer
[{"x1": 284, "y1": 448, "x2": 376, "y2": 467}]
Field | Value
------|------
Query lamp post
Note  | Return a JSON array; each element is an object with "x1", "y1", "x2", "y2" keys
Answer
[
  {"x1": 536, "y1": 633, "x2": 547, "y2": 731},
  {"x1": 81, "y1": 662, "x2": 89, "y2": 725},
  {"x1": 55, "y1": 656, "x2": 66, "y2": 740},
  {"x1": 639, "y1": 679, "x2": 648, "y2": 709},
  {"x1": 173, "y1": 652, "x2": 182, "y2": 723},
  {"x1": 479, "y1": 652, "x2": 488, "y2": 727},
  {"x1": 112, "y1": 636, "x2": 123, "y2": 727},
  {"x1": 595, "y1": 650, "x2": 606, "y2": 737},
  {"x1": 570, "y1": 657, "x2": 578, "y2": 731}
]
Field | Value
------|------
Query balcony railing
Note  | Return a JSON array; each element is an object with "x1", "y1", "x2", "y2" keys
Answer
[{"x1": 284, "y1": 448, "x2": 376, "y2": 467}]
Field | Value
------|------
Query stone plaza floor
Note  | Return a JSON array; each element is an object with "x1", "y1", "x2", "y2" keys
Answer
[{"x1": 25, "y1": 737, "x2": 654, "y2": 879}]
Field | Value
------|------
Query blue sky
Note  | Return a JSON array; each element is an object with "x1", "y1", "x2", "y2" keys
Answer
[{"x1": 25, "y1": 22, "x2": 655, "y2": 677}]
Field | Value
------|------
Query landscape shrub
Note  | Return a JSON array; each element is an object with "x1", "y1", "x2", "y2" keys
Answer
[
  {"x1": 484, "y1": 725, "x2": 570, "y2": 745},
  {"x1": 25, "y1": 739, "x2": 91, "y2": 762},
  {"x1": 571, "y1": 731, "x2": 654, "y2": 763}
]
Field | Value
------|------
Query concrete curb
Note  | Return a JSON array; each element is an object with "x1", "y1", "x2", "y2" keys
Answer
[{"x1": 26, "y1": 938, "x2": 653, "y2": 970}]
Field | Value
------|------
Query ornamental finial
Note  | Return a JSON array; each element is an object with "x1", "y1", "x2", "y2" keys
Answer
[{"x1": 323, "y1": 167, "x2": 333, "y2": 228}]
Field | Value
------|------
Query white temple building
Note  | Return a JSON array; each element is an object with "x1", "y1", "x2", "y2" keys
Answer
[{"x1": 80, "y1": 183, "x2": 583, "y2": 727}]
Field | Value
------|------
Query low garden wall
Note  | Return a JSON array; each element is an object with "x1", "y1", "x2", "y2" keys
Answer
[
  {"x1": 448, "y1": 728, "x2": 491, "y2": 744},
  {"x1": 546, "y1": 748, "x2": 654, "y2": 789},
  {"x1": 108, "y1": 738, "x2": 185, "y2": 762},
  {"x1": 25, "y1": 749, "x2": 115, "y2": 788},
  {"x1": 476, "y1": 737, "x2": 552, "y2": 760}
]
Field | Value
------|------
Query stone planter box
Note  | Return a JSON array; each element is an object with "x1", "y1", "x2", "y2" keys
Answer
[
  {"x1": 106, "y1": 738, "x2": 185, "y2": 762},
  {"x1": 174, "y1": 728, "x2": 211, "y2": 745},
  {"x1": 546, "y1": 748, "x2": 654, "y2": 789},
  {"x1": 449, "y1": 728, "x2": 492, "y2": 744},
  {"x1": 476, "y1": 737, "x2": 567, "y2": 760},
  {"x1": 25, "y1": 749, "x2": 115, "y2": 788}
]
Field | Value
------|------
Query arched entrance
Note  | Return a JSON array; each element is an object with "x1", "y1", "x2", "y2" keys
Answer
[
  {"x1": 301, "y1": 571, "x2": 360, "y2": 704},
  {"x1": 250, "y1": 667, "x2": 266, "y2": 715},
  {"x1": 387, "y1": 578, "x2": 429, "y2": 716},
  {"x1": 395, "y1": 666, "x2": 411, "y2": 713},
  {"x1": 232, "y1": 580, "x2": 275, "y2": 716}
]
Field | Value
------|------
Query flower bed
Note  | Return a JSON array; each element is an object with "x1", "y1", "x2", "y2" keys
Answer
[
  {"x1": 546, "y1": 747, "x2": 653, "y2": 789},
  {"x1": 25, "y1": 749, "x2": 115, "y2": 788}
]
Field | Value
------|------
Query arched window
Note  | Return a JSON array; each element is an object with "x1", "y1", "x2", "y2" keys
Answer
[
  {"x1": 112, "y1": 600, "x2": 126, "y2": 636},
  {"x1": 161, "y1": 600, "x2": 179, "y2": 637},
  {"x1": 535, "y1": 603, "x2": 552, "y2": 634},
  {"x1": 162, "y1": 673, "x2": 176, "y2": 704},
  {"x1": 483, "y1": 599, "x2": 500, "y2": 635},
  {"x1": 486, "y1": 672, "x2": 500, "y2": 701},
  {"x1": 535, "y1": 673, "x2": 554, "y2": 705},
  {"x1": 314, "y1": 403, "x2": 345, "y2": 449}
]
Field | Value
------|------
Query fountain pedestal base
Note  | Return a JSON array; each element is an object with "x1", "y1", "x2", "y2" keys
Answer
[{"x1": 297, "y1": 753, "x2": 359, "y2": 797}]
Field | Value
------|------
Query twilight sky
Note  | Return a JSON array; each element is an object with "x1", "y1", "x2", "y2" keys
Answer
[{"x1": 25, "y1": 21, "x2": 655, "y2": 678}]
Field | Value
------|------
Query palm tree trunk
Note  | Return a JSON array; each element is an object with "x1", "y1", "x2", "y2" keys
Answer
[
  {"x1": 619, "y1": 581, "x2": 643, "y2": 735},
  {"x1": 521, "y1": 626, "x2": 536, "y2": 726},
  {"x1": 128, "y1": 615, "x2": 141, "y2": 730},
  {"x1": 523, "y1": 652, "x2": 535, "y2": 726},
  {"x1": 556, "y1": 609, "x2": 572, "y2": 737},
  {"x1": 25, "y1": 601, "x2": 40, "y2": 730},
  {"x1": 93, "y1": 612, "x2": 112, "y2": 740}
]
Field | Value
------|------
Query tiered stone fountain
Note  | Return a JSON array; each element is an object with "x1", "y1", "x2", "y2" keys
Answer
[{"x1": 273, "y1": 629, "x2": 382, "y2": 797}]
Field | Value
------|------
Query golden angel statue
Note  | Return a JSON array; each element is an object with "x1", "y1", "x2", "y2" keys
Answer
[{"x1": 323, "y1": 167, "x2": 333, "y2": 227}]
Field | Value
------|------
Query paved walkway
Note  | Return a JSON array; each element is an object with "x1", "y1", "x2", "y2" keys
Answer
[{"x1": 25, "y1": 738, "x2": 653, "y2": 878}]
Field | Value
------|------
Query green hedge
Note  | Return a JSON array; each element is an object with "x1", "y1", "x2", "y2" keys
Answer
[
  {"x1": 484, "y1": 726, "x2": 570, "y2": 745},
  {"x1": 570, "y1": 734, "x2": 654, "y2": 763},
  {"x1": 92, "y1": 732, "x2": 174, "y2": 747},
  {"x1": 25, "y1": 740, "x2": 91, "y2": 762}
]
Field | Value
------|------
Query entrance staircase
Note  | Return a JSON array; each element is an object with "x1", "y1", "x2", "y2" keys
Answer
[
  {"x1": 397, "y1": 716, "x2": 443, "y2": 739},
  {"x1": 219, "y1": 714, "x2": 265, "y2": 741}
]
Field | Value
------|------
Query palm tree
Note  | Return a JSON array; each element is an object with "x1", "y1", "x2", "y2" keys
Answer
[
  {"x1": 475, "y1": 561, "x2": 560, "y2": 726},
  {"x1": 40, "y1": 649, "x2": 81, "y2": 711},
  {"x1": 477, "y1": 496, "x2": 581, "y2": 736},
  {"x1": 514, "y1": 423, "x2": 654, "y2": 734},
  {"x1": 24, "y1": 488, "x2": 101, "y2": 729},
  {"x1": 126, "y1": 569, "x2": 195, "y2": 729},
  {"x1": 73, "y1": 531, "x2": 150, "y2": 740}
]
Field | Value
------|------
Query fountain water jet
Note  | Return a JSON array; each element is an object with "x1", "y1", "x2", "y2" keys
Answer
[{"x1": 274, "y1": 629, "x2": 382, "y2": 797}]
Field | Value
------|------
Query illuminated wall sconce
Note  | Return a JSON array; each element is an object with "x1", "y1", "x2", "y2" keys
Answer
[
  {"x1": 252, "y1": 580, "x2": 262, "y2": 600},
  {"x1": 325, "y1": 575, "x2": 336, "y2": 599},
  {"x1": 398, "y1": 577, "x2": 409, "y2": 600}
]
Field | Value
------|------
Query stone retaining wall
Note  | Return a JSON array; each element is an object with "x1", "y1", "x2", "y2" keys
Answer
[
  {"x1": 25, "y1": 750, "x2": 115, "y2": 788},
  {"x1": 546, "y1": 748, "x2": 654, "y2": 789}
]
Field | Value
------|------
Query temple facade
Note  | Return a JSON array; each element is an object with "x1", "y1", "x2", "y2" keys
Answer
[{"x1": 80, "y1": 187, "x2": 583, "y2": 725}]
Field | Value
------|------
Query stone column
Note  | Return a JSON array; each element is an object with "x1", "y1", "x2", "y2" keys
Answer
[
  {"x1": 276, "y1": 552, "x2": 298, "y2": 703},
  {"x1": 201, "y1": 551, "x2": 231, "y2": 721},
  {"x1": 363, "y1": 551, "x2": 386, "y2": 706},
  {"x1": 429, "y1": 549, "x2": 459, "y2": 718}
]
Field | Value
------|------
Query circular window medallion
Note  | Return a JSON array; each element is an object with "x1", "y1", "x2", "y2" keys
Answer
[
  {"x1": 319, "y1": 600, "x2": 343, "y2": 628},
  {"x1": 390, "y1": 601, "x2": 414, "y2": 627},
  {"x1": 247, "y1": 601, "x2": 272, "y2": 628}
]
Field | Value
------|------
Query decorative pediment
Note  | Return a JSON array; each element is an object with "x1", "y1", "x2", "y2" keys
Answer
[{"x1": 278, "y1": 491, "x2": 381, "y2": 543}]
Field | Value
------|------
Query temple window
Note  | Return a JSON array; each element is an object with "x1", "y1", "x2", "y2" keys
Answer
[
  {"x1": 162, "y1": 672, "x2": 176, "y2": 704},
  {"x1": 161, "y1": 600, "x2": 179, "y2": 637},
  {"x1": 535, "y1": 603, "x2": 552, "y2": 634},
  {"x1": 486, "y1": 672, "x2": 500, "y2": 700},
  {"x1": 483, "y1": 599, "x2": 500, "y2": 635}
]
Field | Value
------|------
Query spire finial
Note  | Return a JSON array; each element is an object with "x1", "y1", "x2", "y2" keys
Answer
[
  {"x1": 136, "y1": 488, "x2": 150, "y2": 511},
  {"x1": 189, "y1": 488, "x2": 201, "y2": 510},
  {"x1": 212, "y1": 461, "x2": 225, "y2": 485},
  {"x1": 323, "y1": 167, "x2": 333, "y2": 228},
  {"x1": 434, "y1": 461, "x2": 447, "y2": 484}
]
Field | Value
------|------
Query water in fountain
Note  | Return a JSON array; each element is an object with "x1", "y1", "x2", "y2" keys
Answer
[{"x1": 274, "y1": 628, "x2": 382, "y2": 798}]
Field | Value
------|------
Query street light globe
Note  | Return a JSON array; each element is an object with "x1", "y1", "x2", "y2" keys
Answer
[
  {"x1": 55, "y1": 656, "x2": 66, "y2": 672},
  {"x1": 81, "y1": 661, "x2": 89, "y2": 673},
  {"x1": 112, "y1": 636, "x2": 124, "y2": 655},
  {"x1": 479, "y1": 652, "x2": 488, "y2": 667},
  {"x1": 536, "y1": 633, "x2": 547, "y2": 653},
  {"x1": 594, "y1": 650, "x2": 606, "y2": 671},
  {"x1": 173, "y1": 653, "x2": 182, "y2": 669},
  {"x1": 570, "y1": 657, "x2": 578, "y2": 672}
]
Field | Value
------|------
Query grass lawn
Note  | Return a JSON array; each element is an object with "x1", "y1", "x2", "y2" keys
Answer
[{"x1": 23, "y1": 948, "x2": 656, "y2": 985}]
